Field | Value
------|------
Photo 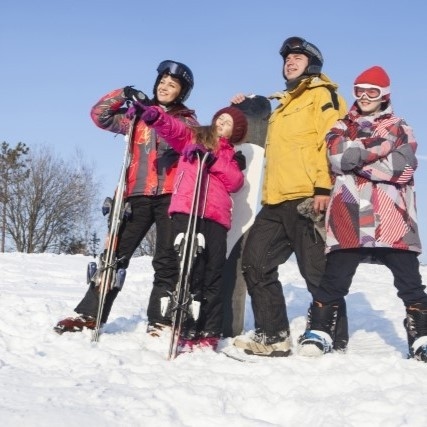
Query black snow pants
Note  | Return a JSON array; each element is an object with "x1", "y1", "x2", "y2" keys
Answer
[
  {"x1": 172, "y1": 213, "x2": 228, "y2": 336},
  {"x1": 242, "y1": 199, "x2": 326, "y2": 335},
  {"x1": 75, "y1": 194, "x2": 178, "y2": 324}
]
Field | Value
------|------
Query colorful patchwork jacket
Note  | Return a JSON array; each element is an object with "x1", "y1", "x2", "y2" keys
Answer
[{"x1": 325, "y1": 101, "x2": 421, "y2": 254}]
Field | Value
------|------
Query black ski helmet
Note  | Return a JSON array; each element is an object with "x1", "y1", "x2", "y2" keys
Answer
[
  {"x1": 279, "y1": 37, "x2": 323, "y2": 75},
  {"x1": 153, "y1": 60, "x2": 194, "y2": 103}
]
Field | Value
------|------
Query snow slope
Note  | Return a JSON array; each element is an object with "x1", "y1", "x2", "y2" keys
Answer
[{"x1": 1, "y1": 253, "x2": 426, "y2": 427}]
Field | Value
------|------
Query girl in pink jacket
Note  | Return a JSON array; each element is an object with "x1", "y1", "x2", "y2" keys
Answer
[{"x1": 137, "y1": 103, "x2": 247, "y2": 350}]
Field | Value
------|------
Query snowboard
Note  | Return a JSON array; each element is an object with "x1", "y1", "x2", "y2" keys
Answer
[
  {"x1": 219, "y1": 346, "x2": 259, "y2": 363},
  {"x1": 222, "y1": 95, "x2": 271, "y2": 337},
  {"x1": 219, "y1": 338, "x2": 288, "y2": 362}
]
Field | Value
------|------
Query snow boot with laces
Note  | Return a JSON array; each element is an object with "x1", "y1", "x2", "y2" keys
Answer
[
  {"x1": 234, "y1": 328, "x2": 292, "y2": 357},
  {"x1": 404, "y1": 303, "x2": 427, "y2": 362},
  {"x1": 302, "y1": 299, "x2": 348, "y2": 353},
  {"x1": 297, "y1": 302, "x2": 339, "y2": 357}
]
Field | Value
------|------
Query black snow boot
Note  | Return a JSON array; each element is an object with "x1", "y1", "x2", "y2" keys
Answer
[
  {"x1": 404, "y1": 303, "x2": 427, "y2": 362},
  {"x1": 333, "y1": 300, "x2": 349, "y2": 352},
  {"x1": 297, "y1": 301, "x2": 339, "y2": 357}
]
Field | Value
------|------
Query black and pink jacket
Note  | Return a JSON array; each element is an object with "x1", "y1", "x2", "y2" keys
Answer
[{"x1": 90, "y1": 88, "x2": 198, "y2": 197}]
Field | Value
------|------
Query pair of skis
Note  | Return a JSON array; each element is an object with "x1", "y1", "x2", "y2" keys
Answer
[
  {"x1": 167, "y1": 152, "x2": 209, "y2": 360},
  {"x1": 89, "y1": 115, "x2": 136, "y2": 342}
]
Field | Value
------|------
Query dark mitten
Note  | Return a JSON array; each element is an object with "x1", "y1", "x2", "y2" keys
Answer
[
  {"x1": 205, "y1": 152, "x2": 216, "y2": 168},
  {"x1": 233, "y1": 150, "x2": 246, "y2": 170},
  {"x1": 123, "y1": 86, "x2": 150, "y2": 105}
]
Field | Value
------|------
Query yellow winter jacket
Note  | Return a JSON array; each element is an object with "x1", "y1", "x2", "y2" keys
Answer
[{"x1": 262, "y1": 74, "x2": 347, "y2": 205}]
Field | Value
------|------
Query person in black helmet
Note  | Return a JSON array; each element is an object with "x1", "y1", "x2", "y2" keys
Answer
[
  {"x1": 231, "y1": 37, "x2": 348, "y2": 357},
  {"x1": 54, "y1": 60, "x2": 199, "y2": 336}
]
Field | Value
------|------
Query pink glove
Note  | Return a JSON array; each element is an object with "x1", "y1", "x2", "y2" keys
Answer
[
  {"x1": 126, "y1": 104, "x2": 160, "y2": 124},
  {"x1": 140, "y1": 106, "x2": 160, "y2": 124},
  {"x1": 182, "y1": 144, "x2": 216, "y2": 167},
  {"x1": 182, "y1": 144, "x2": 207, "y2": 162}
]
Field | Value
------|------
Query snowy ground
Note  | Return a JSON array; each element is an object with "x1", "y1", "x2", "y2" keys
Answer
[{"x1": 1, "y1": 253, "x2": 427, "y2": 427}]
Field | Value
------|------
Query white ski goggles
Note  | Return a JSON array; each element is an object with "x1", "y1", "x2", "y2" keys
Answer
[{"x1": 353, "y1": 84, "x2": 389, "y2": 101}]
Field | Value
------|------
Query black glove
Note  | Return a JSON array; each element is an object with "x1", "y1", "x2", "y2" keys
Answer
[
  {"x1": 205, "y1": 152, "x2": 217, "y2": 168},
  {"x1": 123, "y1": 86, "x2": 150, "y2": 105},
  {"x1": 233, "y1": 150, "x2": 246, "y2": 171}
]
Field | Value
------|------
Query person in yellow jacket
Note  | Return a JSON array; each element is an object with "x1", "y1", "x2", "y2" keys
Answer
[{"x1": 231, "y1": 36, "x2": 348, "y2": 357}]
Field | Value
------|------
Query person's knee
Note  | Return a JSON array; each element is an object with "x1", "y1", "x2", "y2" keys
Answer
[{"x1": 242, "y1": 258, "x2": 263, "y2": 290}]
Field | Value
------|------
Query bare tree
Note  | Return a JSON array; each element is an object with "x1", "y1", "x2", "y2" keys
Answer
[
  {"x1": 88, "y1": 231, "x2": 101, "y2": 258},
  {"x1": 0, "y1": 142, "x2": 30, "y2": 252},
  {"x1": 6, "y1": 145, "x2": 99, "y2": 253}
]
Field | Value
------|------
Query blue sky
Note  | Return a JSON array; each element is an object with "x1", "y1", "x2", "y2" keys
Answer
[{"x1": 2, "y1": 0, "x2": 427, "y2": 262}]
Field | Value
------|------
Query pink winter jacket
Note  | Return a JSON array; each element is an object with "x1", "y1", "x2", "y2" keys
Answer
[{"x1": 148, "y1": 107, "x2": 244, "y2": 229}]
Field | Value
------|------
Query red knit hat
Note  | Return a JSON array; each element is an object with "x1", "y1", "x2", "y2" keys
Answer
[
  {"x1": 354, "y1": 66, "x2": 390, "y2": 95},
  {"x1": 212, "y1": 106, "x2": 248, "y2": 144}
]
